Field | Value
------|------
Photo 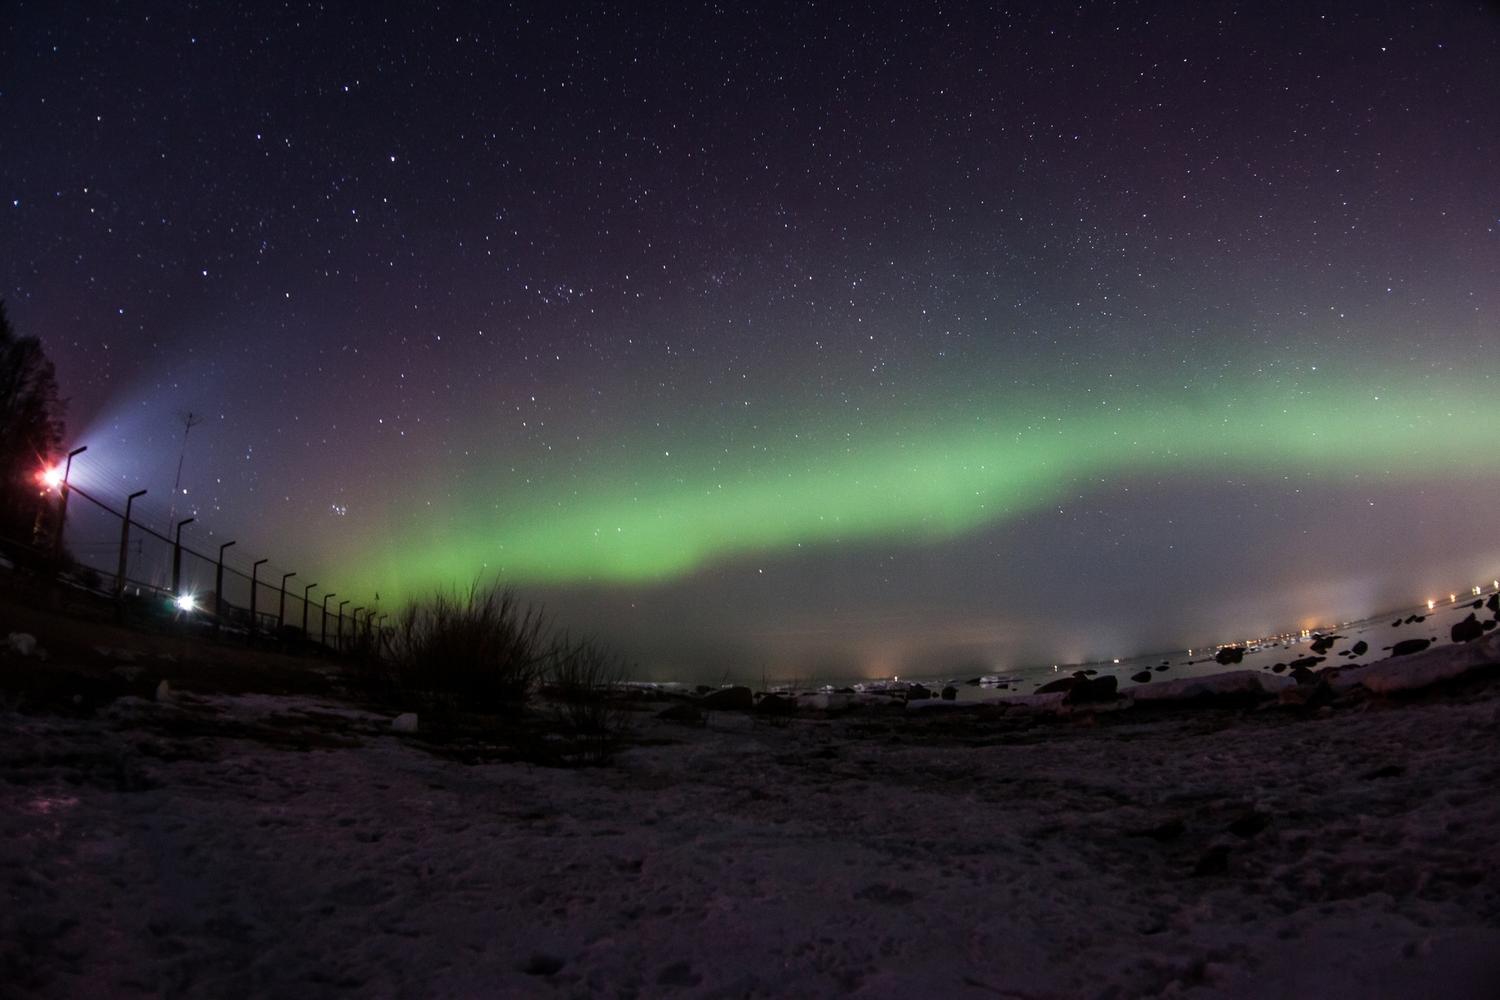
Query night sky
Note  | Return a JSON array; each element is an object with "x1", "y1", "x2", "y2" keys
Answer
[{"x1": 5, "y1": 3, "x2": 1499, "y2": 680}]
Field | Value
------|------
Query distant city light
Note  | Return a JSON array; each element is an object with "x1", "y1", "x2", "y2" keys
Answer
[
  {"x1": 1449, "y1": 593, "x2": 1456, "y2": 603},
  {"x1": 1427, "y1": 599, "x2": 1436, "y2": 610},
  {"x1": 174, "y1": 594, "x2": 196, "y2": 612}
]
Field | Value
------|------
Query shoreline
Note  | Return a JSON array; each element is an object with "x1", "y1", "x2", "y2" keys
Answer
[{"x1": 4, "y1": 618, "x2": 1500, "y2": 996}]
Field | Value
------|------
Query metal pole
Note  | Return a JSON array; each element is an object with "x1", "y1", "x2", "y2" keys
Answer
[
  {"x1": 172, "y1": 517, "x2": 196, "y2": 597},
  {"x1": 352, "y1": 607, "x2": 364, "y2": 649},
  {"x1": 52, "y1": 445, "x2": 87, "y2": 565},
  {"x1": 115, "y1": 489, "x2": 147, "y2": 599},
  {"x1": 321, "y1": 593, "x2": 336, "y2": 648},
  {"x1": 215, "y1": 541, "x2": 236, "y2": 625},
  {"x1": 337, "y1": 600, "x2": 350, "y2": 652},
  {"x1": 249, "y1": 558, "x2": 268, "y2": 639},
  {"x1": 278, "y1": 572, "x2": 296, "y2": 633},
  {"x1": 301, "y1": 582, "x2": 318, "y2": 636}
]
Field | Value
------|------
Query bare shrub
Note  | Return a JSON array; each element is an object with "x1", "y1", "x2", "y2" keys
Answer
[
  {"x1": 384, "y1": 582, "x2": 548, "y2": 714},
  {"x1": 547, "y1": 635, "x2": 634, "y2": 764}
]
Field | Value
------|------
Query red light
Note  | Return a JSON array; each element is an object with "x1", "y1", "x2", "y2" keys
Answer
[{"x1": 39, "y1": 466, "x2": 64, "y2": 489}]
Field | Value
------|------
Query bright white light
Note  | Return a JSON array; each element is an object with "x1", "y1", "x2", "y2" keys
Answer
[
  {"x1": 174, "y1": 594, "x2": 196, "y2": 612},
  {"x1": 40, "y1": 466, "x2": 64, "y2": 489},
  {"x1": 1427, "y1": 599, "x2": 1435, "y2": 611}
]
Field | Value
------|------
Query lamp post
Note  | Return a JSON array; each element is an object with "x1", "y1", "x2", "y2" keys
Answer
[
  {"x1": 52, "y1": 445, "x2": 88, "y2": 564},
  {"x1": 249, "y1": 558, "x2": 268, "y2": 639},
  {"x1": 277, "y1": 571, "x2": 297, "y2": 634},
  {"x1": 321, "y1": 593, "x2": 336, "y2": 647},
  {"x1": 115, "y1": 489, "x2": 147, "y2": 599},
  {"x1": 301, "y1": 582, "x2": 318, "y2": 636},
  {"x1": 215, "y1": 540, "x2": 236, "y2": 625},
  {"x1": 352, "y1": 606, "x2": 365, "y2": 649},
  {"x1": 337, "y1": 600, "x2": 350, "y2": 652},
  {"x1": 171, "y1": 517, "x2": 196, "y2": 597}
]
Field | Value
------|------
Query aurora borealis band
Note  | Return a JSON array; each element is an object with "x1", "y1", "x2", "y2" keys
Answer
[
  {"x1": 356, "y1": 368, "x2": 1500, "y2": 595},
  {"x1": 5, "y1": 3, "x2": 1500, "y2": 678}
]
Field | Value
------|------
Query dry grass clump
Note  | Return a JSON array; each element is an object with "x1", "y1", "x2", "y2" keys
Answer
[
  {"x1": 546, "y1": 636, "x2": 634, "y2": 764},
  {"x1": 383, "y1": 583, "x2": 548, "y2": 714}
]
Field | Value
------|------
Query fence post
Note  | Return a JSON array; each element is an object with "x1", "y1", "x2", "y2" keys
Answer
[
  {"x1": 215, "y1": 540, "x2": 236, "y2": 630},
  {"x1": 301, "y1": 582, "x2": 318, "y2": 637},
  {"x1": 115, "y1": 489, "x2": 147, "y2": 600},
  {"x1": 278, "y1": 572, "x2": 296, "y2": 635},
  {"x1": 337, "y1": 600, "x2": 349, "y2": 653},
  {"x1": 321, "y1": 593, "x2": 336, "y2": 648},
  {"x1": 249, "y1": 559, "x2": 268, "y2": 640}
]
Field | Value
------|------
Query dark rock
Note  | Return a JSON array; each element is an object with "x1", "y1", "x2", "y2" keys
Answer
[
  {"x1": 657, "y1": 702, "x2": 704, "y2": 724},
  {"x1": 1036, "y1": 676, "x2": 1077, "y2": 694},
  {"x1": 755, "y1": 693, "x2": 796, "y2": 715},
  {"x1": 1227, "y1": 810, "x2": 1270, "y2": 838},
  {"x1": 1310, "y1": 635, "x2": 1338, "y2": 654},
  {"x1": 1191, "y1": 845, "x2": 1230, "y2": 877},
  {"x1": 700, "y1": 685, "x2": 754, "y2": 711},
  {"x1": 1290, "y1": 666, "x2": 1317, "y2": 685},
  {"x1": 940, "y1": 685, "x2": 957, "y2": 701},
  {"x1": 1131, "y1": 670, "x2": 1152, "y2": 683},
  {"x1": 1288, "y1": 656, "x2": 1324, "y2": 669},
  {"x1": 1451, "y1": 614, "x2": 1484, "y2": 644},
  {"x1": 1271, "y1": 663, "x2": 1286, "y2": 673},
  {"x1": 1485, "y1": 619, "x2": 1498, "y2": 632},
  {"x1": 1064, "y1": 674, "x2": 1118, "y2": 705},
  {"x1": 1391, "y1": 618, "x2": 1403, "y2": 627},
  {"x1": 1154, "y1": 663, "x2": 1169, "y2": 672},
  {"x1": 853, "y1": 882, "x2": 917, "y2": 905},
  {"x1": 1214, "y1": 646, "x2": 1245, "y2": 665},
  {"x1": 1488, "y1": 593, "x2": 1499, "y2": 614},
  {"x1": 1471, "y1": 599, "x2": 1485, "y2": 609},
  {"x1": 1082, "y1": 669, "x2": 1099, "y2": 676},
  {"x1": 1360, "y1": 764, "x2": 1405, "y2": 780},
  {"x1": 1350, "y1": 640, "x2": 1368, "y2": 656},
  {"x1": 694, "y1": 684, "x2": 712, "y2": 695},
  {"x1": 1389, "y1": 638, "x2": 1432, "y2": 658},
  {"x1": 656, "y1": 961, "x2": 703, "y2": 988},
  {"x1": 964, "y1": 677, "x2": 982, "y2": 686},
  {"x1": 905, "y1": 683, "x2": 932, "y2": 701},
  {"x1": 521, "y1": 954, "x2": 565, "y2": 976}
]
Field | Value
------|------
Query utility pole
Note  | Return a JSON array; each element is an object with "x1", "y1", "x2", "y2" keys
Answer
[{"x1": 167, "y1": 411, "x2": 203, "y2": 526}]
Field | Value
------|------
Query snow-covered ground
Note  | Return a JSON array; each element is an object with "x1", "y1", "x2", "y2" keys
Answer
[{"x1": 4, "y1": 638, "x2": 1500, "y2": 997}]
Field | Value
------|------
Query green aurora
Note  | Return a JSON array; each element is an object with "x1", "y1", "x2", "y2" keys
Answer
[{"x1": 349, "y1": 367, "x2": 1499, "y2": 602}]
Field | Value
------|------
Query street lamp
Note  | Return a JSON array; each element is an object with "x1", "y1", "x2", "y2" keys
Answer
[
  {"x1": 249, "y1": 558, "x2": 268, "y2": 638},
  {"x1": 320, "y1": 592, "x2": 336, "y2": 647},
  {"x1": 277, "y1": 571, "x2": 297, "y2": 633},
  {"x1": 301, "y1": 581, "x2": 318, "y2": 636},
  {"x1": 115, "y1": 489, "x2": 147, "y2": 599},
  {"x1": 215, "y1": 540, "x2": 236, "y2": 624},
  {"x1": 172, "y1": 516, "x2": 196, "y2": 597}
]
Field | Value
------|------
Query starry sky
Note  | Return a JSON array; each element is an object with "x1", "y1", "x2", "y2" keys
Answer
[{"x1": 4, "y1": 2, "x2": 1499, "y2": 680}]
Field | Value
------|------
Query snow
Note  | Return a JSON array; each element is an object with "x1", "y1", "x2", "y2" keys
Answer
[
  {"x1": 1130, "y1": 669, "x2": 1293, "y2": 703},
  {"x1": 1329, "y1": 630, "x2": 1500, "y2": 695},
  {"x1": 4, "y1": 647, "x2": 1500, "y2": 997}
]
